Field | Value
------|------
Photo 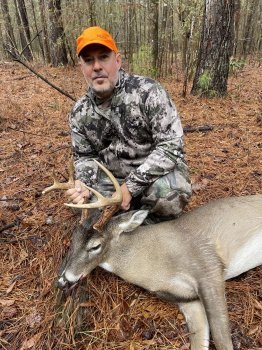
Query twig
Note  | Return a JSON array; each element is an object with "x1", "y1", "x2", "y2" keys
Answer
[
  {"x1": 13, "y1": 75, "x2": 32, "y2": 80},
  {"x1": 0, "y1": 218, "x2": 21, "y2": 233},
  {"x1": 7, "y1": 125, "x2": 50, "y2": 137},
  {"x1": 184, "y1": 125, "x2": 214, "y2": 133},
  {"x1": 0, "y1": 235, "x2": 46, "y2": 244},
  {"x1": 19, "y1": 30, "x2": 42, "y2": 57},
  {"x1": 49, "y1": 145, "x2": 71, "y2": 153},
  {"x1": 6, "y1": 50, "x2": 76, "y2": 102}
]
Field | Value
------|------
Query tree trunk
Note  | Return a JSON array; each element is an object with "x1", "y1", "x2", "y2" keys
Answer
[
  {"x1": 14, "y1": 0, "x2": 33, "y2": 60},
  {"x1": 233, "y1": 0, "x2": 241, "y2": 56},
  {"x1": 242, "y1": 0, "x2": 260, "y2": 58},
  {"x1": 191, "y1": 0, "x2": 235, "y2": 97},
  {"x1": 88, "y1": 0, "x2": 96, "y2": 26},
  {"x1": 0, "y1": 0, "x2": 18, "y2": 57},
  {"x1": 30, "y1": 0, "x2": 45, "y2": 60},
  {"x1": 47, "y1": 0, "x2": 68, "y2": 66},
  {"x1": 38, "y1": 0, "x2": 51, "y2": 63},
  {"x1": 158, "y1": 2, "x2": 168, "y2": 77},
  {"x1": 150, "y1": 0, "x2": 159, "y2": 77}
]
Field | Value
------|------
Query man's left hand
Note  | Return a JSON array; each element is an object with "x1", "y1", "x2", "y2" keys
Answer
[{"x1": 113, "y1": 182, "x2": 132, "y2": 211}]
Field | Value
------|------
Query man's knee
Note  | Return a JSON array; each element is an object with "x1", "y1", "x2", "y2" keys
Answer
[{"x1": 141, "y1": 167, "x2": 192, "y2": 218}]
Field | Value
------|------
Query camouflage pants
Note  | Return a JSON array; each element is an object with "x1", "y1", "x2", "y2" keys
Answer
[{"x1": 94, "y1": 164, "x2": 192, "y2": 222}]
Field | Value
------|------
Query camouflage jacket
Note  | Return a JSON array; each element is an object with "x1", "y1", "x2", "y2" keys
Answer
[{"x1": 69, "y1": 69, "x2": 188, "y2": 197}]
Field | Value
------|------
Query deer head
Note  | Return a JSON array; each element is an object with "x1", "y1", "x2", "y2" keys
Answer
[
  {"x1": 57, "y1": 208, "x2": 148, "y2": 290},
  {"x1": 42, "y1": 159, "x2": 132, "y2": 289}
]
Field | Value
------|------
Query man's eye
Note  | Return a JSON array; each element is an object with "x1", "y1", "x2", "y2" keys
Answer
[
  {"x1": 100, "y1": 54, "x2": 109, "y2": 60},
  {"x1": 83, "y1": 57, "x2": 93, "y2": 64}
]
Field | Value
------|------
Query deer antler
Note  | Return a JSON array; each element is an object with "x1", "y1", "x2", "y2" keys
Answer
[
  {"x1": 42, "y1": 160, "x2": 75, "y2": 194},
  {"x1": 42, "y1": 159, "x2": 89, "y2": 224},
  {"x1": 65, "y1": 160, "x2": 123, "y2": 232},
  {"x1": 64, "y1": 160, "x2": 122, "y2": 210},
  {"x1": 42, "y1": 159, "x2": 123, "y2": 231}
]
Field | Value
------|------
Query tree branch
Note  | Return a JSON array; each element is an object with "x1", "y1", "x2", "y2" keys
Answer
[{"x1": 6, "y1": 50, "x2": 76, "y2": 102}]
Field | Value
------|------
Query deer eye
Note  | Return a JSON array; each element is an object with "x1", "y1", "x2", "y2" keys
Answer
[{"x1": 88, "y1": 244, "x2": 101, "y2": 252}]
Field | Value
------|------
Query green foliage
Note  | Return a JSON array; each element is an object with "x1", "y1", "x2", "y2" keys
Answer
[
  {"x1": 131, "y1": 44, "x2": 158, "y2": 78},
  {"x1": 198, "y1": 70, "x2": 212, "y2": 91},
  {"x1": 194, "y1": 70, "x2": 219, "y2": 97},
  {"x1": 229, "y1": 58, "x2": 246, "y2": 75}
]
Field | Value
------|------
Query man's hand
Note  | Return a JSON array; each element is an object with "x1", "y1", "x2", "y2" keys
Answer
[
  {"x1": 66, "y1": 179, "x2": 90, "y2": 204},
  {"x1": 113, "y1": 182, "x2": 132, "y2": 211}
]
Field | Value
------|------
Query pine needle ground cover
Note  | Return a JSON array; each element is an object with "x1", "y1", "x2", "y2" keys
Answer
[{"x1": 0, "y1": 62, "x2": 261, "y2": 350}]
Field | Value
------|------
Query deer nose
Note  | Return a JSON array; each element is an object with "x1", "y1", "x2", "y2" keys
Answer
[{"x1": 56, "y1": 275, "x2": 70, "y2": 290}]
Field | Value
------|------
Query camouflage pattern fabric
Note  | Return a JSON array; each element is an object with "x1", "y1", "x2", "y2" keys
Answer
[{"x1": 69, "y1": 69, "x2": 192, "y2": 218}]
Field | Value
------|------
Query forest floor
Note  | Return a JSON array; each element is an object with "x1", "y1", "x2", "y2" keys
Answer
[{"x1": 0, "y1": 60, "x2": 261, "y2": 350}]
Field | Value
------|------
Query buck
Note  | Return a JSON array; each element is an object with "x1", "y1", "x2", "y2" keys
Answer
[{"x1": 43, "y1": 160, "x2": 262, "y2": 350}]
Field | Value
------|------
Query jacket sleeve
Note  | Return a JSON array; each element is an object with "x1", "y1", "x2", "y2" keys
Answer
[
  {"x1": 69, "y1": 102, "x2": 99, "y2": 186},
  {"x1": 125, "y1": 83, "x2": 185, "y2": 197}
]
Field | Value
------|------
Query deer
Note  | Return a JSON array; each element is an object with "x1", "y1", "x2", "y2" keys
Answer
[{"x1": 42, "y1": 160, "x2": 262, "y2": 350}]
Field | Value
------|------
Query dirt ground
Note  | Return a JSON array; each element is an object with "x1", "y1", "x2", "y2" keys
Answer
[{"x1": 0, "y1": 60, "x2": 261, "y2": 350}]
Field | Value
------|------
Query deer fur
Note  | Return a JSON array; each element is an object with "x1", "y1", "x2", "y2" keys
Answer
[{"x1": 57, "y1": 194, "x2": 262, "y2": 350}]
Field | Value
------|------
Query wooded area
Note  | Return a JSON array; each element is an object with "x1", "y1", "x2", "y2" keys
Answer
[
  {"x1": 0, "y1": 0, "x2": 261, "y2": 96},
  {"x1": 1, "y1": 1, "x2": 262, "y2": 350}
]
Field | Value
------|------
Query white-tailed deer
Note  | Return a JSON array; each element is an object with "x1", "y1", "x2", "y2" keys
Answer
[{"x1": 43, "y1": 160, "x2": 262, "y2": 350}]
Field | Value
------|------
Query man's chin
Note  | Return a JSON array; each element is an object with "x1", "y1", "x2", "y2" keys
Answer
[{"x1": 92, "y1": 84, "x2": 114, "y2": 99}]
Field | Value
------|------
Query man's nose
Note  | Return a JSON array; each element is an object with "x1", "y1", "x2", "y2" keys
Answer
[{"x1": 93, "y1": 59, "x2": 102, "y2": 71}]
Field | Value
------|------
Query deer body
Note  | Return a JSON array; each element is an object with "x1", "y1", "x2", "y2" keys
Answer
[
  {"x1": 59, "y1": 194, "x2": 262, "y2": 350},
  {"x1": 42, "y1": 162, "x2": 261, "y2": 350},
  {"x1": 101, "y1": 196, "x2": 262, "y2": 283}
]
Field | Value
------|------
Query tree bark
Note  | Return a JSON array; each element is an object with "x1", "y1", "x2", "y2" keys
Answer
[
  {"x1": 150, "y1": 0, "x2": 159, "y2": 77},
  {"x1": 30, "y1": 0, "x2": 45, "y2": 60},
  {"x1": 242, "y1": 0, "x2": 260, "y2": 58},
  {"x1": 47, "y1": 0, "x2": 68, "y2": 66},
  {"x1": 38, "y1": 0, "x2": 51, "y2": 63},
  {"x1": 0, "y1": 0, "x2": 18, "y2": 57},
  {"x1": 88, "y1": 0, "x2": 96, "y2": 26},
  {"x1": 14, "y1": 0, "x2": 33, "y2": 60},
  {"x1": 191, "y1": 0, "x2": 235, "y2": 97}
]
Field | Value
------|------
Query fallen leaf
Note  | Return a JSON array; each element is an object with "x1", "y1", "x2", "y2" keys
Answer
[
  {"x1": 20, "y1": 333, "x2": 41, "y2": 350},
  {"x1": 247, "y1": 325, "x2": 260, "y2": 336},
  {"x1": 6, "y1": 281, "x2": 16, "y2": 295},
  {"x1": 192, "y1": 178, "x2": 209, "y2": 192},
  {"x1": 0, "y1": 299, "x2": 15, "y2": 306},
  {"x1": 15, "y1": 249, "x2": 28, "y2": 267},
  {"x1": 2, "y1": 305, "x2": 18, "y2": 318},
  {"x1": 26, "y1": 311, "x2": 42, "y2": 328}
]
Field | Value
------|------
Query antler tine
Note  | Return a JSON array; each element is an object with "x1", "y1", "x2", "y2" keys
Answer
[
  {"x1": 65, "y1": 159, "x2": 123, "y2": 209},
  {"x1": 42, "y1": 159, "x2": 75, "y2": 195}
]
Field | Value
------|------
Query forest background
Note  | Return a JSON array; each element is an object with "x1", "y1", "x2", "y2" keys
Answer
[
  {"x1": 0, "y1": 1, "x2": 261, "y2": 350},
  {"x1": 1, "y1": 0, "x2": 261, "y2": 95}
]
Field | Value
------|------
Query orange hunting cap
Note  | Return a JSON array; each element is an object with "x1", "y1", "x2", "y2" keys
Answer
[{"x1": 76, "y1": 26, "x2": 118, "y2": 56}]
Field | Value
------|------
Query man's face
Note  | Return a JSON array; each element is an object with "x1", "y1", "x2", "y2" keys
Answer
[{"x1": 79, "y1": 44, "x2": 121, "y2": 99}]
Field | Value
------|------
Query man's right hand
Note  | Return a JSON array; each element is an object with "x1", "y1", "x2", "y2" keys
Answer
[{"x1": 66, "y1": 179, "x2": 90, "y2": 204}]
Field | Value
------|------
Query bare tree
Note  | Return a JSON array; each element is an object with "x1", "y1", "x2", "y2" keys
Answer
[
  {"x1": 150, "y1": 0, "x2": 159, "y2": 76},
  {"x1": 242, "y1": 0, "x2": 260, "y2": 58},
  {"x1": 47, "y1": 0, "x2": 68, "y2": 66},
  {"x1": 191, "y1": 0, "x2": 236, "y2": 97},
  {"x1": 88, "y1": 0, "x2": 96, "y2": 26},
  {"x1": 38, "y1": 0, "x2": 51, "y2": 63},
  {"x1": 14, "y1": 0, "x2": 33, "y2": 60},
  {"x1": 30, "y1": 0, "x2": 45, "y2": 60},
  {"x1": 0, "y1": 0, "x2": 18, "y2": 57}
]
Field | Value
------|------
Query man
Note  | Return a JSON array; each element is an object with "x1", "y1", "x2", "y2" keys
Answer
[{"x1": 67, "y1": 26, "x2": 191, "y2": 221}]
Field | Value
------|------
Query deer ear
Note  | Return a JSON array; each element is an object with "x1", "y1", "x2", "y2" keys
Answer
[{"x1": 118, "y1": 210, "x2": 149, "y2": 232}]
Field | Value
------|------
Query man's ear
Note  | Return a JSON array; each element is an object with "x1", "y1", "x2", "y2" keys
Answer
[
  {"x1": 116, "y1": 52, "x2": 121, "y2": 69},
  {"x1": 118, "y1": 210, "x2": 149, "y2": 232}
]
